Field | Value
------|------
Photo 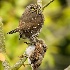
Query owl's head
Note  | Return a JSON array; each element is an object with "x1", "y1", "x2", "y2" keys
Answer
[{"x1": 25, "y1": 4, "x2": 42, "y2": 14}]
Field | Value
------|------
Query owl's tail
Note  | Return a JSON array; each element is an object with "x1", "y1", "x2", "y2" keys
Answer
[{"x1": 7, "y1": 28, "x2": 19, "y2": 34}]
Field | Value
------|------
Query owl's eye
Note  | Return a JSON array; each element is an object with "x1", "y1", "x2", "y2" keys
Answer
[{"x1": 30, "y1": 7, "x2": 35, "y2": 10}]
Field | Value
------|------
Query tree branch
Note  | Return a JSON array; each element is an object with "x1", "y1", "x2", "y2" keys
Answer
[
  {"x1": 11, "y1": 56, "x2": 27, "y2": 70},
  {"x1": 37, "y1": 0, "x2": 42, "y2": 8},
  {"x1": 42, "y1": 0, "x2": 54, "y2": 10}
]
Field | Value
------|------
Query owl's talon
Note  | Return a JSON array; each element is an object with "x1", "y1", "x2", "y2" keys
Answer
[{"x1": 24, "y1": 42, "x2": 36, "y2": 46}]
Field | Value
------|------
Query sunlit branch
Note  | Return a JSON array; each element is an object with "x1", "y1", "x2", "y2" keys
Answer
[{"x1": 42, "y1": 0, "x2": 54, "y2": 10}]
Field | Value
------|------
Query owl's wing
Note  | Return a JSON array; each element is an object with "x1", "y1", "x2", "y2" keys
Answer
[{"x1": 19, "y1": 21, "x2": 37, "y2": 30}]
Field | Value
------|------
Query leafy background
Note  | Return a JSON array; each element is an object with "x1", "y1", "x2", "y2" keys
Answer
[{"x1": 0, "y1": 0, "x2": 70, "y2": 70}]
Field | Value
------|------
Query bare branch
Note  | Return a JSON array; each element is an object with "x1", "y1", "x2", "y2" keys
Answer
[
  {"x1": 42, "y1": 0, "x2": 54, "y2": 10},
  {"x1": 11, "y1": 56, "x2": 27, "y2": 70}
]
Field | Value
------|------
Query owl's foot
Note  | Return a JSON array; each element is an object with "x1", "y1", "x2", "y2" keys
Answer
[{"x1": 24, "y1": 41, "x2": 36, "y2": 46}]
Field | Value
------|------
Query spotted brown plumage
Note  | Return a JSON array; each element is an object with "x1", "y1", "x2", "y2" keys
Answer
[
  {"x1": 7, "y1": 4, "x2": 44, "y2": 42},
  {"x1": 25, "y1": 39, "x2": 47, "y2": 69}
]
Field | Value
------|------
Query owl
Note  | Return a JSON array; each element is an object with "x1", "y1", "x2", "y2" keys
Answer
[{"x1": 7, "y1": 4, "x2": 44, "y2": 42}]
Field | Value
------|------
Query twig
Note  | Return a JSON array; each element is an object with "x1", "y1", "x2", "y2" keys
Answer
[
  {"x1": 42, "y1": 0, "x2": 54, "y2": 10},
  {"x1": 2, "y1": 54, "x2": 27, "y2": 70}
]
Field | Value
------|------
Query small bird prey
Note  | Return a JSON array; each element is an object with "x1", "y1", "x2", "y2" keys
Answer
[{"x1": 25, "y1": 39, "x2": 47, "y2": 70}]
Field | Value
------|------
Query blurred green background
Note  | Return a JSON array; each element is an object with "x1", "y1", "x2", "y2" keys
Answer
[{"x1": 0, "y1": 0, "x2": 70, "y2": 70}]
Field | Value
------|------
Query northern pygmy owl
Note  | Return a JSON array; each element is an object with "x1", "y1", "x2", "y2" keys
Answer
[{"x1": 7, "y1": 4, "x2": 44, "y2": 42}]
